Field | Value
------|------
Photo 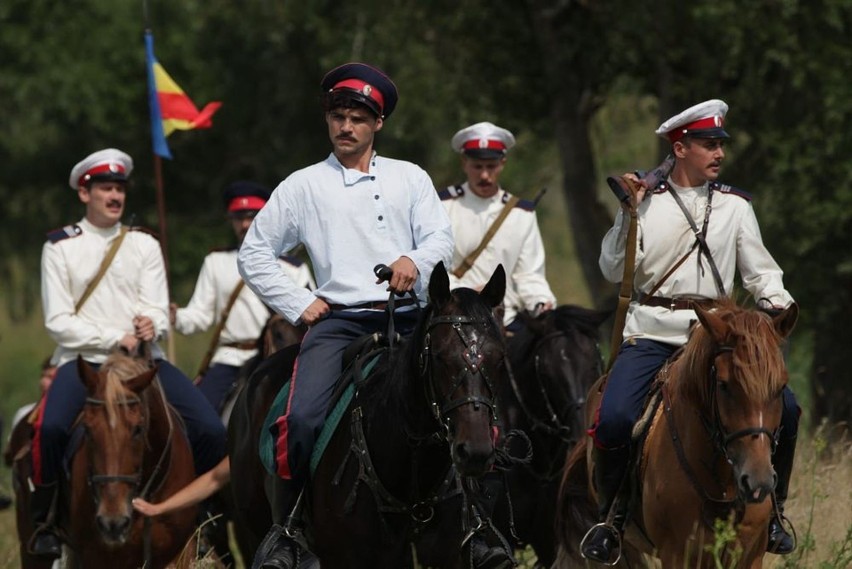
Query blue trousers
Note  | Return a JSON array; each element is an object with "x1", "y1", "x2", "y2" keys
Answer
[
  {"x1": 34, "y1": 359, "x2": 226, "y2": 484},
  {"x1": 197, "y1": 363, "x2": 241, "y2": 414},
  {"x1": 593, "y1": 339, "x2": 799, "y2": 449},
  {"x1": 274, "y1": 310, "x2": 418, "y2": 485}
]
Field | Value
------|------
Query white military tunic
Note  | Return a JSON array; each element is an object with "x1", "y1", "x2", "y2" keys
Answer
[
  {"x1": 239, "y1": 153, "x2": 453, "y2": 324},
  {"x1": 175, "y1": 250, "x2": 315, "y2": 367},
  {"x1": 600, "y1": 178, "x2": 793, "y2": 346},
  {"x1": 442, "y1": 183, "x2": 556, "y2": 325},
  {"x1": 41, "y1": 217, "x2": 169, "y2": 366}
]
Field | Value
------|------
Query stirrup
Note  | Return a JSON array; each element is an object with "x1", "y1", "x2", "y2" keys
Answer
[{"x1": 580, "y1": 522, "x2": 622, "y2": 566}]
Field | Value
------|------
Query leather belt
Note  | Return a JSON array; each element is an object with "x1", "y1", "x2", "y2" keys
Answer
[
  {"x1": 328, "y1": 298, "x2": 416, "y2": 312},
  {"x1": 640, "y1": 294, "x2": 714, "y2": 311},
  {"x1": 222, "y1": 341, "x2": 258, "y2": 350}
]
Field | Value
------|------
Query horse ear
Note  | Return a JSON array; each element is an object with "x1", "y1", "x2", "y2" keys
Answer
[
  {"x1": 480, "y1": 264, "x2": 506, "y2": 308},
  {"x1": 124, "y1": 365, "x2": 159, "y2": 394},
  {"x1": 772, "y1": 302, "x2": 799, "y2": 339},
  {"x1": 695, "y1": 305, "x2": 728, "y2": 344},
  {"x1": 77, "y1": 355, "x2": 100, "y2": 394},
  {"x1": 429, "y1": 261, "x2": 451, "y2": 305}
]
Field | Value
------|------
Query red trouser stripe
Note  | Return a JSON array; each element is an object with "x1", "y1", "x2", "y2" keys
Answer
[{"x1": 274, "y1": 347, "x2": 304, "y2": 480}]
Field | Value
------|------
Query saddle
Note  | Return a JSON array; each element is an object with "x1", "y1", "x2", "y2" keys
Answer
[{"x1": 259, "y1": 332, "x2": 395, "y2": 477}]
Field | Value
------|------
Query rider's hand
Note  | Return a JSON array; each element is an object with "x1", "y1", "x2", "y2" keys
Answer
[
  {"x1": 621, "y1": 172, "x2": 648, "y2": 209},
  {"x1": 132, "y1": 497, "x2": 163, "y2": 517},
  {"x1": 169, "y1": 303, "x2": 178, "y2": 326},
  {"x1": 133, "y1": 316, "x2": 156, "y2": 341},
  {"x1": 384, "y1": 256, "x2": 418, "y2": 293},
  {"x1": 119, "y1": 334, "x2": 139, "y2": 353},
  {"x1": 301, "y1": 298, "x2": 330, "y2": 326}
]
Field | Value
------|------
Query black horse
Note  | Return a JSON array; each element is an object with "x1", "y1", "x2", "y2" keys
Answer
[
  {"x1": 494, "y1": 305, "x2": 609, "y2": 567},
  {"x1": 229, "y1": 262, "x2": 510, "y2": 568}
]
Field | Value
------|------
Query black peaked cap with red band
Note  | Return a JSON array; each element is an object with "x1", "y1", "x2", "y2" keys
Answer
[
  {"x1": 223, "y1": 180, "x2": 271, "y2": 213},
  {"x1": 321, "y1": 62, "x2": 398, "y2": 119}
]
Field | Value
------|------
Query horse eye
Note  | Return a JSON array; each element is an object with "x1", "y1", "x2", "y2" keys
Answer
[
  {"x1": 132, "y1": 425, "x2": 144, "y2": 438},
  {"x1": 717, "y1": 381, "x2": 730, "y2": 394}
]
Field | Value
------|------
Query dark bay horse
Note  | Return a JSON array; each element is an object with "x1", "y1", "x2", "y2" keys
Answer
[
  {"x1": 229, "y1": 262, "x2": 508, "y2": 568},
  {"x1": 495, "y1": 305, "x2": 609, "y2": 566},
  {"x1": 11, "y1": 350, "x2": 199, "y2": 569},
  {"x1": 557, "y1": 300, "x2": 798, "y2": 568}
]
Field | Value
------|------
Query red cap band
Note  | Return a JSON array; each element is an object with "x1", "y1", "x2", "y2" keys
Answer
[
  {"x1": 227, "y1": 196, "x2": 267, "y2": 212},
  {"x1": 668, "y1": 116, "x2": 725, "y2": 143},
  {"x1": 332, "y1": 78, "x2": 385, "y2": 112},
  {"x1": 462, "y1": 139, "x2": 507, "y2": 151},
  {"x1": 78, "y1": 163, "x2": 127, "y2": 186}
]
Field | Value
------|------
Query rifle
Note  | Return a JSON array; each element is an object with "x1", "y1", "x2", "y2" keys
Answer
[
  {"x1": 606, "y1": 154, "x2": 675, "y2": 204},
  {"x1": 605, "y1": 155, "x2": 675, "y2": 370}
]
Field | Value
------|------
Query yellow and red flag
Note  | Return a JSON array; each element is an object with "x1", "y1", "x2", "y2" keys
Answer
[{"x1": 145, "y1": 31, "x2": 221, "y2": 159}]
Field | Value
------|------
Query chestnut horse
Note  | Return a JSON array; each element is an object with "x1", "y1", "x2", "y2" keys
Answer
[
  {"x1": 229, "y1": 262, "x2": 508, "y2": 568},
  {"x1": 11, "y1": 350, "x2": 199, "y2": 569},
  {"x1": 557, "y1": 300, "x2": 798, "y2": 568}
]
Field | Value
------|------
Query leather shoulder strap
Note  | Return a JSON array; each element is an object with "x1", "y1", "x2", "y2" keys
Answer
[
  {"x1": 75, "y1": 227, "x2": 128, "y2": 313},
  {"x1": 452, "y1": 194, "x2": 520, "y2": 279},
  {"x1": 196, "y1": 280, "x2": 247, "y2": 378}
]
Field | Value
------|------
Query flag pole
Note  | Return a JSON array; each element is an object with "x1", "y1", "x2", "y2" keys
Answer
[{"x1": 144, "y1": 0, "x2": 176, "y2": 361}]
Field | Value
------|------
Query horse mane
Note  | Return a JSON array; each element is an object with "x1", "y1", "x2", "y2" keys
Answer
[
  {"x1": 668, "y1": 298, "x2": 786, "y2": 405},
  {"x1": 97, "y1": 351, "x2": 152, "y2": 429},
  {"x1": 360, "y1": 288, "x2": 504, "y2": 432}
]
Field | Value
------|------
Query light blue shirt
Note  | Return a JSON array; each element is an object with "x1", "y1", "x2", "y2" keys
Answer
[{"x1": 238, "y1": 152, "x2": 453, "y2": 324}]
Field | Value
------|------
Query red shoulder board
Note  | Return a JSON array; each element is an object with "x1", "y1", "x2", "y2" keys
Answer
[
  {"x1": 46, "y1": 224, "x2": 82, "y2": 243},
  {"x1": 711, "y1": 181, "x2": 752, "y2": 201},
  {"x1": 129, "y1": 226, "x2": 160, "y2": 240},
  {"x1": 437, "y1": 185, "x2": 464, "y2": 201},
  {"x1": 279, "y1": 255, "x2": 305, "y2": 267}
]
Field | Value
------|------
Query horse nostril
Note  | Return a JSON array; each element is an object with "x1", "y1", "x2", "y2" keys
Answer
[{"x1": 455, "y1": 442, "x2": 469, "y2": 463}]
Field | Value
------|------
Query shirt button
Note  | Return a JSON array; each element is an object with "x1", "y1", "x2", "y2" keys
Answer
[
  {"x1": 378, "y1": 215, "x2": 383, "y2": 221},
  {"x1": 374, "y1": 194, "x2": 379, "y2": 200},
  {"x1": 370, "y1": 176, "x2": 376, "y2": 181}
]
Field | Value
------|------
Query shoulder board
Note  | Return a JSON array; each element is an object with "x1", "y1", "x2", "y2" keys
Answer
[
  {"x1": 437, "y1": 184, "x2": 464, "y2": 201},
  {"x1": 129, "y1": 226, "x2": 160, "y2": 240},
  {"x1": 279, "y1": 255, "x2": 304, "y2": 267},
  {"x1": 652, "y1": 180, "x2": 670, "y2": 194},
  {"x1": 514, "y1": 198, "x2": 536, "y2": 211},
  {"x1": 46, "y1": 224, "x2": 82, "y2": 244},
  {"x1": 711, "y1": 181, "x2": 752, "y2": 201},
  {"x1": 209, "y1": 245, "x2": 237, "y2": 253}
]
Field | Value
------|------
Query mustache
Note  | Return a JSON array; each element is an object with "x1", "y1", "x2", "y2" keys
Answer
[
  {"x1": 336, "y1": 135, "x2": 356, "y2": 142},
  {"x1": 106, "y1": 200, "x2": 123, "y2": 208}
]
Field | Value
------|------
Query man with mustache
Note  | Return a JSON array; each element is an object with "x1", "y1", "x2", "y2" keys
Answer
[
  {"x1": 31, "y1": 148, "x2": 227, "y2": 559},
  {"x1": 238, "y1": 62, "x2": 455, "y2": 569},
  {"x1": 582, "y1": 100, "x2": 799, "y2": 563},
  {"x1": 442, "y1": 121, "x2": 556, "y2": 331},
  {"x1": 171, "y1": 181, "x2": 314, "y2": 414}
]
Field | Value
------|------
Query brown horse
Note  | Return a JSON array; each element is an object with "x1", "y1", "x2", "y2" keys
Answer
[
  {"x1": 557, "y1": 300, "x2": 798, "y2": 568},
  {"x1": 229, "y1": 261, "x2": 508, "y2": 568},
  {"x1": 11, "y1": 349, "x2": 199, "y2": 568}
]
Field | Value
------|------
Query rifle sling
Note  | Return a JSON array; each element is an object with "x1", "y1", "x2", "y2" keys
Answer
[
  {"x1": 452, "y1": 195, "x2": 520, "y2": 279},
  {"x1": 75, "y1": 227, "x2": 128, "y2": 313},
  {"x1": 608, "y1": 191, "x2": 638, "y2": 370},
  {"x1": 196, "y1": 280, "x2": 246, "y2": 378}
]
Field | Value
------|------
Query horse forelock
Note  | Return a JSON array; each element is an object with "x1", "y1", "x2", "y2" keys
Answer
[
  {"x1": 97, "y1": 352, "x2": 150, "y2": 431},
  {"x1": 671, "y1": 302, "x2": 786, "y2": 405}
]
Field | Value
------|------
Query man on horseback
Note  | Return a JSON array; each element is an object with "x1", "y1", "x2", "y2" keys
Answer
[
  {"x1": 31, "y1": 148, "x2": 227, "y2": 560},
  {"x1": 582, "y1": 100, "x2": 800, "y2": 563},
  {"x1": 237, "y1": 62, "x2": 458, "y2": 569},
  {"x1": 441, "y1": 121, "x2": 556, "y2": 332},
  {"x1": 171, "y1": 180, "x2": 314, "y2": 414}
]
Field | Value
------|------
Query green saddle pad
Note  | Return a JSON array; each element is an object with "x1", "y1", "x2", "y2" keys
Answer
[{"x1": 259, "y1": 355, "x2": 381, "y2": 477}]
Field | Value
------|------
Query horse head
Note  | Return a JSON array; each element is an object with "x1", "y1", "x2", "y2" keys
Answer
[
  {"x1": 77, "y1": 351, "x2": 158, "y2": 546},
  {"x1": 425, "y1": 261, "x2": 506, "y2": 477},
  {"x1": 690, "y1": 301, "x2": 799, "y2": 504},
  {"x1": 260, "y1": 309, "x2": 306, "y2": 357}
]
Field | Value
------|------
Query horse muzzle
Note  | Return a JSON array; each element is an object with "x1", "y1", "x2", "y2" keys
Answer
[
  {"x1": 452, "y1": 439, "x2": 495, "y2": 477},
  {"x1": 737, "y1": 468, "x2": 777, "y2": 504},
  {"x1": 96, "y1": 514, "x2": 132, "y2": 546}
]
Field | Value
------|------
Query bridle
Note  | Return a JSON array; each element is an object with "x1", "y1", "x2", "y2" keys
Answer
[
  {"x1": 703, "y1": 345, "x2": 780, "y2": 462},
  {"x1": 419, "y1": 314, "x2": 502, "y2": 438},
  {"x1": 84, "y1": 377, "x2": 174, "y2": 508}
]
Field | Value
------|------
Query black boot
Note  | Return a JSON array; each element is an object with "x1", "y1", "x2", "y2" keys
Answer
[
  {"x1": 197, "y1": 496, "x2": 232, "y2": 563},
  {"x1": 252, "y1": 477, "x2": 302, "y2": 569},
  {"x1": 468, "y1": 473, "x2": 516, "y2": 569},
  {"x1": 767, "y1": 435, "x2": 797, "y2": 554},
  {"x1": 252, "y1": 525, "x2": 298, "y2": 569},
  {"x1": 28, "y1": 482, "x2": 61, "y2": 559},
  {"x1": 581, "y1": 446, "x2": 630, "y2": 565}
]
